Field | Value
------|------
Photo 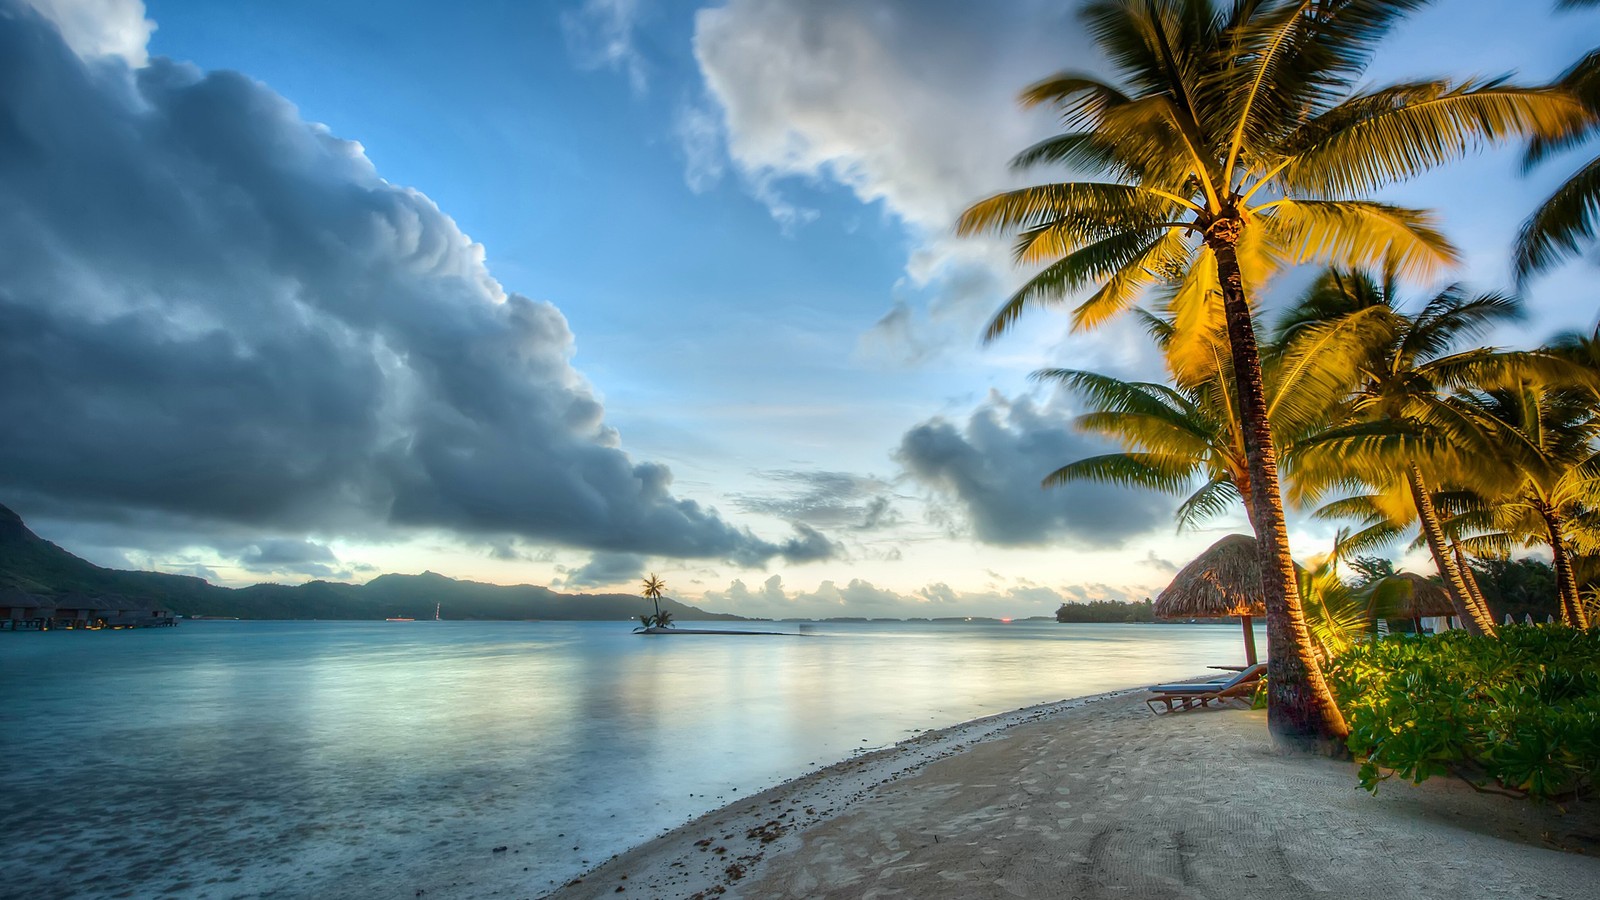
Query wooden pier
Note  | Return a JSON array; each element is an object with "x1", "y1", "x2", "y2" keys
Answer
[{"x1": 0, "y1": 591, "x2": 177, "y2": 630}]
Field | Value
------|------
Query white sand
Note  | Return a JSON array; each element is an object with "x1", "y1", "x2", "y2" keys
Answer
[{"x1": 543, "y1": 685, "x2": 1600, "y2": 900}]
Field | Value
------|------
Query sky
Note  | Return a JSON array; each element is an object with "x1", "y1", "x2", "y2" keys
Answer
[{"x1": 1, "y1": 0, "x2": 1596, "y2": 619}]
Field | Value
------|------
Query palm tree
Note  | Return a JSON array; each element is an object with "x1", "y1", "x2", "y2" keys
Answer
[
  {"x1": 1516, "y1": 1, "x2": 1600, "y2": 279},
  {"x1": 1456, "y1": 380, "x2": 1600, "y2": 628},
  {"x1": 1040, "y1": 303, "x2": 1374, "y2": 531},
  {"x1": 641, "y1": 573, "x2": 670, "y2": 628},
  {"x1": 958, "y1": 0, "x2": 1581, "y2": 745},
  {"x1": 1283, "y1": 270, "x2": 1520, "y2": 635}
]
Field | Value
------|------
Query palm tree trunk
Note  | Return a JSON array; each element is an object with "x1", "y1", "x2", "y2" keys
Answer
[
  {"x1": 1208, "y1": 220, "x2": 1348, "y2": 748},
  {"x1": 1538, "y1": 502, "x2": 1588, "y2": 629},
  {"x1": 1451, "y1": 542, "x2": 1497, "y2": 631},
  {"x1": 1404, "y1": 464, "x2": 1495, "y2": 636}
]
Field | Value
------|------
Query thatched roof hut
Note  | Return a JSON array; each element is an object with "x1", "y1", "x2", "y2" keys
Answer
[
  {"x1": 1366, "y1": 572, "x2": 1454, "y2": 620},
  {"x1": 1155, "y1": 534, "x2": 1267, "y2": 619},
  {"x1": 1155, "y1": 534, "x2": 1266, "y2": 664}
]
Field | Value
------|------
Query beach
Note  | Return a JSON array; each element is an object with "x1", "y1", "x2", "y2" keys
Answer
[{"x1": 547, "y1": 686, "x2": 1600, "y2": 900}]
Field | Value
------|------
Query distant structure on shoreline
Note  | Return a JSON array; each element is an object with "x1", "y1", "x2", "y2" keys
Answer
[{"x1": 1, "y1": 592, "x2": 177, "y2": 630}]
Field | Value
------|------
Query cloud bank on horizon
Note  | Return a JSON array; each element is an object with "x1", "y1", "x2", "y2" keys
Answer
[{"x1": 0, "y1": 0, "x2": 832, "y2": 572}]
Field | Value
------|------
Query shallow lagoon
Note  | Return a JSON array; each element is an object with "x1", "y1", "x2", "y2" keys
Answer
[{"x1": 0, "y1": 619, "x2": 1254, "y2": 899}]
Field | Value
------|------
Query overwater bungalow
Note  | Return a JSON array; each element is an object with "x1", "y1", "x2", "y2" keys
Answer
[{"x1": 0, "y1": 591, "x2": 177, "y2": 630}]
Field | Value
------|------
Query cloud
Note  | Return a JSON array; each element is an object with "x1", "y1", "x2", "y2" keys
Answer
[
  {"x1": 689, "y1": 0, "x2": 1089, "y2": 353},
  {"x1": 236, "y1": 539, "x2": 348, "y2": 579},
  {"x1": 0, "y1": 3, "x2": 819, "y2": 568},
  {"x1": 697, "y1": 574, "x2": 1149, "y2": 620},
  {"x1": 562, "y1": 551, "x2": 646, "y2": 589},
  {"x1": 239, "y1": 538, "x2": 337, "y2": 567},
  {"x1": 486, "y1": 540, "x2": 555, "y2": 563},
  {"x1": 895, "y1": 391, "x2": 1173, "y2": 547},
  {"x1": 21, "y1": 0, "x2": 152, "y2": 67},
  {"x1": 733, "y1": 470, "x2": 902, "y2": 531},
  {"x1": 691, "y1": 0, "x2": 1073, "y2": 232},
  {"x1": 674, "y1": 98, "x2": 725, "y2": 193},
  {"x1": 1143, "y1": 550, "x2": 1180, "y2": 575},
  {"x1": 560, "y1": 0, "x2": 648, "y2": 93},
  {"x1": 775, "y1": 522, "x2": 839, "y2": 563}
]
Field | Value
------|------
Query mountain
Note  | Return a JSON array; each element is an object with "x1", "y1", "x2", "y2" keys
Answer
[{"x1": 0, "y1": 503, "x2": 744, "y2": 621}]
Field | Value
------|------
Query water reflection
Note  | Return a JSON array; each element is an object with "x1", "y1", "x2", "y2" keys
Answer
[{"x1": 1, "y1": 619, "x2": 1255, "y2": 898}]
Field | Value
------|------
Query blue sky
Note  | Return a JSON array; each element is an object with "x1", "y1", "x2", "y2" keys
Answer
[{"x1": 3, "y1": 0, "x2": 1597, "y2": 618}]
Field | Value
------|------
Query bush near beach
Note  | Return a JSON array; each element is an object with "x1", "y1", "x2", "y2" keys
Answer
[{"x1": 1328, "y1": 626, "x2": 1600, "y2": 800}]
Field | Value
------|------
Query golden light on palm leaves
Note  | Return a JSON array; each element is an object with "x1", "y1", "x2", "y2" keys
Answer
[{"x1": 956, "y1": 1, "x2": 1583, "y2": 380}]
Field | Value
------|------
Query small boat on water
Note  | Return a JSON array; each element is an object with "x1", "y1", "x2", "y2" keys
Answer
[{"x1": 385, "y1": 617, "x2": 415, "y2": 622}]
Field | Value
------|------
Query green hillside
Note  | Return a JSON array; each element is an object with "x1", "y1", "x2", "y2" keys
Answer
[{"x1": 0, "y1": 503, "x2": 743, "y2": 622}]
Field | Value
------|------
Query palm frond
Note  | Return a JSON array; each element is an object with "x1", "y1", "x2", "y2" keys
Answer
[
  {"x1": 1523, "y1": 47, "x2": 1600, "y2": 167},
  {"x1": 982, "y1": 228, "x2": 1182, "y2": 341},
  {"x1": 956, "y1": 183, "x2": 1177, "y2": 238},
  {"x1": 1261, "y1": 199, "x2": 1457, "y2": 279},
  {"x1": 1174, "y1": 475, "x2": 1241, "y2": 530},
  {"x1": 1514, "y1": 155, "x2": 1600, "y2": 280},
  {"x1": 1044, "y1": 452, "x2": 1197, "y2": 494},
  {"x1": 1275, "y1": 81, "x2": 1587, "y2": 198}
]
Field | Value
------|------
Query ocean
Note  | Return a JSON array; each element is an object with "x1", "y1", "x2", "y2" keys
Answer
[{"x1": 0, "y1": 619, "x2": 1255, "y2": 899}]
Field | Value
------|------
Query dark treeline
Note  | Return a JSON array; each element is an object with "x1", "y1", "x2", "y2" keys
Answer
[{"x1": 1054, "y1": 598, "x2": 1154, "y2": 623}]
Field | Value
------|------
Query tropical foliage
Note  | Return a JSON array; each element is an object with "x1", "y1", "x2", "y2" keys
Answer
[
  {"x1": 1280, "y1": 269, "x2": 1527, "y2": 636},
  {"x1": 959, "y1": 0, "x2": 1584, "y2": 746},
  {"x1": 1329, "y1": 627, "x2": 1600, "y2": 800}
]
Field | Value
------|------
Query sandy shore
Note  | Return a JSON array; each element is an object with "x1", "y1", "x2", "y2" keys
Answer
[{"x1": 544, "y1": 684, "x2": 1600, "y2": 900}]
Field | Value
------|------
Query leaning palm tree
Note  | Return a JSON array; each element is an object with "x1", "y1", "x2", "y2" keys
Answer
[
  {"x1": 1515, "y1": 1, "x2": 1600, "y2": 279},
  {"x1": 957, "y1": 0, "x2": 1581, "y2": 745},
  {"x1": 1456, "y1": 380, "x2": 1600, "y2": 628},
  {"x1": 1283, "y1": 270, "x2": 1520, "y2": 635}
]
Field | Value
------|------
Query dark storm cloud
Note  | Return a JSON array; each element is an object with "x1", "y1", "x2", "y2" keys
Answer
[
  {"x1": 895, "y1": 392, "x2": 1173, "y2": 548},
  {"x1": 0, "y1": 5, "x2": 823, "y2": 566}
]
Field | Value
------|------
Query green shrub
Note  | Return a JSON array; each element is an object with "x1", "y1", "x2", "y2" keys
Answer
[{"x1": 1327, "y1": 625, "x2": 1600, "y2": 800}]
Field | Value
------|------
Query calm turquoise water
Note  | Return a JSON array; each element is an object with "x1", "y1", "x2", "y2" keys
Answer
[{"x1": 0, "y1": 619, "x2": 1254, "y2": 899}]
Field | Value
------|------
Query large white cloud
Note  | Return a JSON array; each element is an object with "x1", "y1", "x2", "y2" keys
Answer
[
  {"x1": 0, "y1": 0, "x2": 827, "y2": 566},
  {"x1": 689, "y1": 0, "x2": 1096, "y2": 350}
]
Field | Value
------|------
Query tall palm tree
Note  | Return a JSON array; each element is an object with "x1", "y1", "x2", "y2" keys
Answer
[
  {"x1": 1456, "y1": 380, "x2": 1600, "y2": 627},
  {"x1": 958, "y1": 0, "x2": 1581, "y2": 745},
  {"x1": 1283, "y1": 270, "x2": 1519, "y2": 635},
  {"x1": 1516, "y1": 0, "x2": 1600, "y2": 279}
]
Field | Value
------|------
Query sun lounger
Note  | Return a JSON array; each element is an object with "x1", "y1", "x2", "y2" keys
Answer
[{"x1": 1145, "y1": 663, "x2": 1266, "y2": 714}]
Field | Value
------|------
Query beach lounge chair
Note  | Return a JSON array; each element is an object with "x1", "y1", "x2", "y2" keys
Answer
[{"x1": 1145, "y1": 663, "x2": 1266, "y2": 714}]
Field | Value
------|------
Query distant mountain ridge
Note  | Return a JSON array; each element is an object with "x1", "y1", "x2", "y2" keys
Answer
[{"x1": 0, "y1": 503, "x2": 743, "y2": 622}]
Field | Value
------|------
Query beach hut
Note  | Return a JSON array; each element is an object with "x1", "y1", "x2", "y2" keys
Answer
[
  {"x1": 1366, "y1": 572, "x2": 1455, "y2": 634},
  {"x1": 1155, "y1": 534, "x2": 1266, "y2": 666}
]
